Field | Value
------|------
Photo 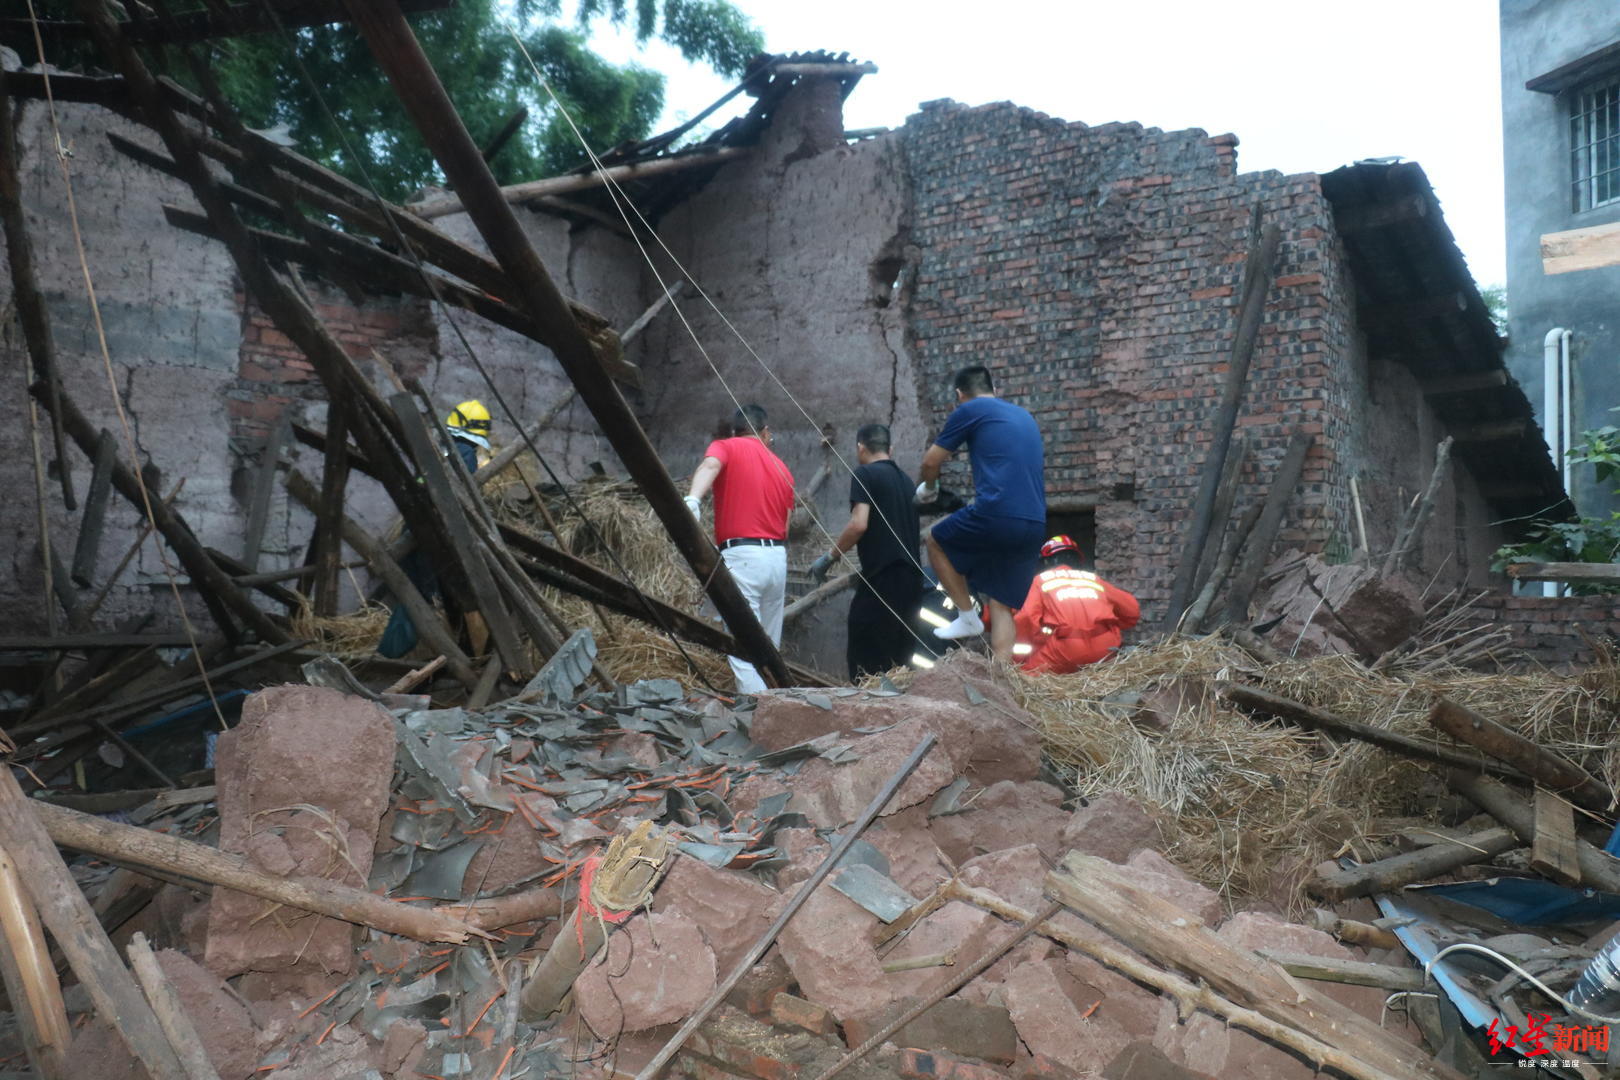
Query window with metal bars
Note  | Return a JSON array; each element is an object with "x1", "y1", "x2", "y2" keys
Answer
[{"x1": 1571, "y1": 76, "x2": 1620, "y2": 212}]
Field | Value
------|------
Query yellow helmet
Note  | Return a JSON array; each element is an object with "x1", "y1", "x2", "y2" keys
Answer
[{"x1": 447, "y1": 399, "x2": 492, "y2": 448}]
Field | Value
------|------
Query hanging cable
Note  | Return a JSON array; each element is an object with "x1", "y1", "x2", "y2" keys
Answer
[
  {"x1": 247, "y1": 0, "x2": 721, "y2": 689},
  {"x1": 504, "y1": 32, "x2": 963, "y2": 663},
  {"x1": 22, "y1": 0, "x2": 227, "y2": 728}
]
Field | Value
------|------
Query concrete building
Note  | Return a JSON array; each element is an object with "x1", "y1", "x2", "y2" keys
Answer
[
  {"x1": 2, "y1": 54, "x2": 1568, "y2": 674},
  {"x1": 1500, "y1": 0, "x2": 1620, "y2": 515}
]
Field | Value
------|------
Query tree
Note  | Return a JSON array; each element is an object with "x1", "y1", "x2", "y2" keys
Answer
[
  {"x1": 27, "y1": 0, "x2": 762, "y2": 202},
  {"x1": 1480, "y1": 283, "x2": 1509, "y2": 338}
]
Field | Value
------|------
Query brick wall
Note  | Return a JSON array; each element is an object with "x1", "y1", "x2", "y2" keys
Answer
[
  {"x1": 899, "y1": 100, "x2": 1502, "y2": 626},
  {"x1": 1471, "y1": 593, "x2": 1620, "y2": 668}
]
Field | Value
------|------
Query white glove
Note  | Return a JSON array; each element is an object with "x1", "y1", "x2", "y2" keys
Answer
[
  {"x1": 915, "y1": 480, "x2": 939, "y2": 504},
  {"x1": 684, "y1": 495, "x2": 702, "y2": 518}
]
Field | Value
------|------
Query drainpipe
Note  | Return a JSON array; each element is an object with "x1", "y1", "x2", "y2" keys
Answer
[{"x1": 1542, "y1": 328, "x2": 1573, "y2": 596}]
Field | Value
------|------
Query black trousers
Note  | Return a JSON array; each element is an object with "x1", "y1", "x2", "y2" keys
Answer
[{"x1": 847, "y1": 562, "x2": 924, "y2": 681}]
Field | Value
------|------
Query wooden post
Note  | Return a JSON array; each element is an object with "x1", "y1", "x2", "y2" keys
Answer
[
  {"x1": 1166, "y1": 213, "x2": 1282, "y2": 622},
  {"x1": 0, "y1": 842, "x2": 71, "y2": 1080},
  {"x1": 1220, "y1": 429, "x2": 1313, "y2": 625},
  {"x1": 1184, "y1": 433, "x2": 1250, "y2": 617},
  {"x1": 285, "y1": 469, "x2": 480, "y2": 687},
  {"x1": 1384, "y1": 437, "x2": 1452, "y2": 576},
  {"x1": 1428, "y1": 697, "x2": 1614, "y2": 814},
  {"x1": 71, "y1": 429, "x2": 118, "y2": 586},
  {"x1": 312, "y1": 402, "x2": 352, "y2": 616},
  {"x1": 126, "y1": 932, "x2": 222, "y2": 1080},
  {"x1": 389, "y1": 394, "x2": 527, "y2": 670},
  {"x1": 343, "y1": 0, "x2": 792, "y2": 688},
  {"x1": 239, "y1": 414, "x2": 289, "y2": 572},
  {"x1": 0, "y1": 769, "x2": 185, "y2": 1080},
  {"x1": 1184, "y1": 503, "x2": 1261, "y2": 632}
]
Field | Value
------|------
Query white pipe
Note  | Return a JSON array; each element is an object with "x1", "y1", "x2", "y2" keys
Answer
[
  {"x1": 1542, "y1": 328, "x2": 1570, "y2": 598},
  {"x1": 1561, "y1": 328, "x2": 1573, "y2": 489}
]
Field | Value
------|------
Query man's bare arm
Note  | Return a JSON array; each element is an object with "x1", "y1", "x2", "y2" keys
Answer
[
  {"x1": 687, "y1": 456, "x2": 723, "y2": 502},
  {"x1": 830, "y1": 502, "x2": 871, "y2": 558},
  {"x1": 918, "y1": 444, "x2": 951, "y2": 485}
]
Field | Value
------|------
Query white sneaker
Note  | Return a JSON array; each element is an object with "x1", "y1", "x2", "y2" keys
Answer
[{"x1": 934, "y1": 610, "x2": 985, "y2": 640}]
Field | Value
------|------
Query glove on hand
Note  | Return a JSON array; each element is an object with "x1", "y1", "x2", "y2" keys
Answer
[
  {"x1": 684, "y1": 495, "x2": 702, "y2": 518},
  {"x1": 915, "y1": 480, "x2": 939, "y2": 504},
  {"x1": 808, "y1": 552, "x2": 835, "y2": 584}
]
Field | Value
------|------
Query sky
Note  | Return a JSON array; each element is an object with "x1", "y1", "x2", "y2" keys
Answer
[{"x1": 588, "y1": 0, "x2": 1510, "y2": 287}]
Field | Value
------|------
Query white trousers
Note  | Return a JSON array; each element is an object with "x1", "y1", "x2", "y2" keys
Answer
[{"x1": 720, "y1": 544, "x2": 787, "y2": 694}]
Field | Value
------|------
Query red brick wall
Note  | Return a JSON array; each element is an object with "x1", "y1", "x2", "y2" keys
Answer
[
  {"x1": 1471, "y1": 593, "x2": 1620, "y2": 668},
  {"x1": 227, "y1": 289, "x2": 423, "y2": 442},
  {"x1": 903, "y1": 102, "x2": 1354, "y2": 623}
]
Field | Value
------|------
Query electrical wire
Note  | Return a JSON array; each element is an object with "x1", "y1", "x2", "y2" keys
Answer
[
  {"x1": 21, "y1": 0, "x2": 227, "y2": 730},
  {"x1": 1424, "y1": 942, "x2": 1620, "y2": 1026},
  {"x1": 246, "y1": 0, "x2": 721, "y2": 689},
  {"x1": 503, "y1": 31, "x2": 962, "y2": 666}
]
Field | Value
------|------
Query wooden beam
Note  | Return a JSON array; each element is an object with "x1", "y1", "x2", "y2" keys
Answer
[
  {"x1": 1309, "y1": 827, "x2": 1518, "y2": 901},
  {"x1": 0, "y1": 771, "x2": 185, "y2": 1080},
  {"x1": 311, "y1": 403, "x2": 351, "y2": 617},
  {"x1": 771, "y1": 62, "x2": 879, "y2": 77},
  {"x1": 1220, "y1": 428, "x2": 1312, "y2": 624},
  {"x1": 1428, "y1": 697, "x2": 1615, "y2": 814},
  {"x1": 71, "y1": 430, "x2": 118, "y2": 587},
  {"x1": 238, "y1": 415, "x2": 288, "y2": 572},
  {"x1": 1543, "y1": 220, "x2": 1620, "y2": 275},
  {"x1": 1448, "y1": 772, "x2": 1620, "y2": 894},
  {"x1": 1255, "y1": 951, "x2": 1425, "y2": 993},
  {"x1": 1362, "y1": 291, "x2": 1467, "y2": 325},
  {"x1": 347, "y1": 0, "x2": 792, "y2": 688},
  {"x1": 412, "y1": 147, "x2": 748, "y2": 220},
  {"x1": 0, "y1": 634, "x2": 195, "y2": 651},
  {"x1": 1420, "y1": 369, "x2": 1507, "y2": 396},
  {"x1": 1448, "y1": 418, "x2": 1525, "y2": 443},
  {"x1": 1506, "y1": 561, "x2": 1620, "y2": 582},
  {"x1": 1334, "y1": 192, "x2": 1429, "y2": 235},
  {"x1": 1530, "y1": 788, "x2": 1582, "y2": 886}
]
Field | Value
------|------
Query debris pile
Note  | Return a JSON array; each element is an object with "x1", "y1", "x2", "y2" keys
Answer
[{"x1": 9, "y1": 648, "x2": 1619, "y2": 1080}]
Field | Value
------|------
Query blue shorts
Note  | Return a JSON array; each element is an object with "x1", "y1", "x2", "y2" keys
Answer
[{"x1": 930, "y1": 505, "x2": 1044, "y2": 609}]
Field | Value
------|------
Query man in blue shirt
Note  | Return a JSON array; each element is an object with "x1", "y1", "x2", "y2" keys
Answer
[{"x1": 916, "y1": 365, "x2": 1046, "y2": 660}]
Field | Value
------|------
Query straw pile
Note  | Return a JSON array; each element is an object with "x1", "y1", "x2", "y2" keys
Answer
[
  {"x1": 490, "y1": 474, "x2": 736, "y2": 687},
  {"x1": 290, "y1": 599, "x2": 392, "y2": 663},
  {"x1": 1014, "y1": 635, "x2": 1620, "y2": 914}
]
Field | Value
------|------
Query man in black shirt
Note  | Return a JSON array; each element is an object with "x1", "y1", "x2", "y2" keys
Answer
[{"x1": 809, "y1": 424, "x2": 927, "y2": 679}]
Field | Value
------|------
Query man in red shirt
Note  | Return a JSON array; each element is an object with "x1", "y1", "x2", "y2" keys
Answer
[
  {"x1": 1011, "y1": 536, "x2": 1140, "y2": 674},
  {"x1": 685, "y1": 404, "x2": 795, "y2": 693}
]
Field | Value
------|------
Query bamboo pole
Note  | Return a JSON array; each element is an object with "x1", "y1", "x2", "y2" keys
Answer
[{"x1": 0, "y1": 842, "x2": 70, "y2": 1079}]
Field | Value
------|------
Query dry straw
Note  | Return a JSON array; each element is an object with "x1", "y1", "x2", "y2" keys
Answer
[{"x1": 1012, "y1": 635, "x2": 1620, "y2": 915}]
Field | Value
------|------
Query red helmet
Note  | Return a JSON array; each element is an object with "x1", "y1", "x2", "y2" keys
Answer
[{"x1": 1041, "y1": 535, "x2": 1082, "y2": 560}]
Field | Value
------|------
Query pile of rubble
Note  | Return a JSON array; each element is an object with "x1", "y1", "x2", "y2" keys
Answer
[{"x1": 19, "y1": 648, "x2": 1600, "y2": 1080}]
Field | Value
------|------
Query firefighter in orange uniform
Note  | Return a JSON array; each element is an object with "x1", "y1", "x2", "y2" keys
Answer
[{"x1": 1011, "y1": 536, "x2": 1140, "y2": 673}]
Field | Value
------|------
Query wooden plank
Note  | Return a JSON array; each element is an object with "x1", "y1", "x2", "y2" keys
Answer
[
  {"x1": 1255, "y1": 951, "x2": 1425, "y2": 992},
  {"x1": 1530, "y1": 788, "x2": 1582, "y2": 886},
  {"x1": 71, "y1": 429, "x2": 118, "y2": 586},
  {"x1": 1542, "y1": 220, "x2": 1620, "y2": 276},
  {"x1": 1448, "y1": 418, "x2": 1525, "y2": 443},
  {"x1": 1448, "y1": 772, "x2": 1620, "y2": 894},
  {"x1": 0, "y1": 770, "x2": 185, "y2": 1080},
  {"x1": 239, "y1": 415, "x2": 288, "y2": 571},
  {"x1": 1045, "y1": 855, "x2": 1463, "y2": 1080},
  {"x1": 388, "y1": 394, "x2": 527, "y2": 671},
  {"x1": 1506, "y1": 561, "x2": 1620, "y2": 583},
  {"x1": 1428, "y1": 698, "x2": 1614, "y2": 814}
]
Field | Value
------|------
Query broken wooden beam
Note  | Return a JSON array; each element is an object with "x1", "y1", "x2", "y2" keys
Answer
[
  {"x1": 1447, "y1": 772, "x2": 1620, "y2": 894},
  {"x1": 71, "y1": 429, "x2": 118, "y2": 587},
  {"x1": 1427, "y1": 697, "x2": 1614, "y2": 814},
  {"x1": 346, "y1": 2, "x2": 791, "y2": 687},
  {"x1": 239, "y1": 415, "x2": 289, "y2": 572},
  {"x1": 1542, "y1": 219, "x2": 1620, "y2": 276},
  {"x1": 1221, "y1": 684, "x2": 1525, "y2": 778},
  {"x1": 125, "y1": 932, "x2": 222, "y2": 1080},
  {"x1": 1384, "y1": 436, "x2": 1452, "y2": 575},
  {"x1": 1308, "y1": 826, "x2": 1518, "y2": 901},
  {"x1": 0, "y1": 770, "x2": 185, "y2": 1080},
  {"x1": 29, "y1": 798, "x2": 484, "y2": 944},
  {"x1": 1045, "y1": 853, "x2": 1463, "y2": 1080},
  {"x1": 0, "y1": 842, "x2": 70, "y2": 1080},
  {"x1": 1220, "y1": 428, "x2": 1313, "y2": 624},
  {"x1": 1255, "y1": 951, "x2": 1425, "y2": 992},
  {"x1": 285, "y1": 469, "x2": 480, "y2": 687},
  {"x1": 412, "y1": 147, "x2": 748, "y2": 219}
]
